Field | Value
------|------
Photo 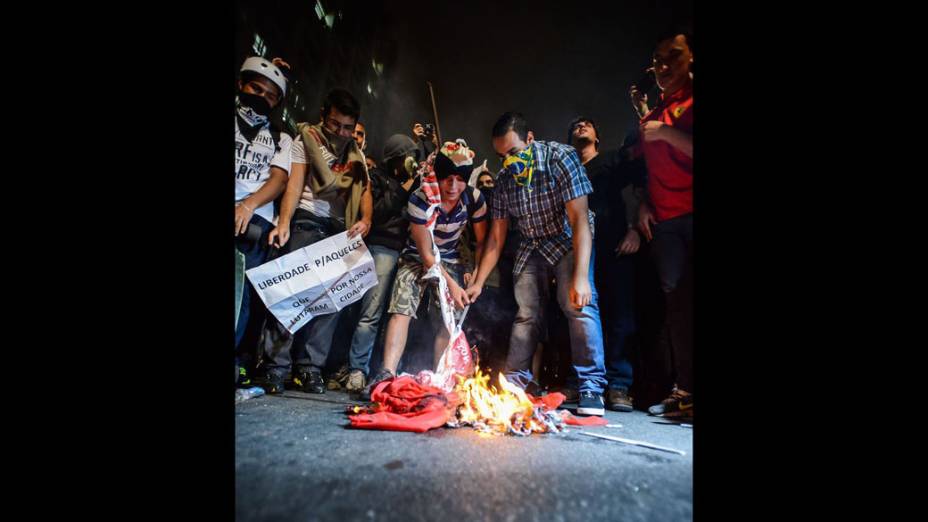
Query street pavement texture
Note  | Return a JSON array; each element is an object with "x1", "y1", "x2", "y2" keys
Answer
[{"x1": 236, "y1": 389, "x2": 692, "y2": 522}]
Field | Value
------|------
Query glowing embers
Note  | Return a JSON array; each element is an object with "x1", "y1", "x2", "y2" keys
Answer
[{"x1": 450, "y1": 366, "x2": 565, "y2": 436}]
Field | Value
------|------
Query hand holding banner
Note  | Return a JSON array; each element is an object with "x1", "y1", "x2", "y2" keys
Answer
[{"x1": 245, "y1": 231, "x2": 378, "y2": 334}]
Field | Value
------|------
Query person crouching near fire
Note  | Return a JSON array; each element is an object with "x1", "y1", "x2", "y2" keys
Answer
[{"x1": 363, "y1": 140, "x2": 489, "y2": 398}]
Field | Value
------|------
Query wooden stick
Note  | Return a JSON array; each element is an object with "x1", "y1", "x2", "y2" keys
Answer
[{"x1": 427, "y1": 81, "x2": 442, "y2": 145}]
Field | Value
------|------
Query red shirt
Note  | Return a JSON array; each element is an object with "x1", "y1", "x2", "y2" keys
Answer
[{"x1": 640, "y1": 83, "x2": 693, "y2": 222}]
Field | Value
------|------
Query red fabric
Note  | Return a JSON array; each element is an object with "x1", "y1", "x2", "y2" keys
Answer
[
  {"x1": 529, "y1": 392, "x2": 608, "y2": 425},
  {"x1": 420, "y1": 171, "x2": 442, "y2": 228},
  {"x1": 640, "y1": 82, "x2": 693, "y2": 222},
  {"x1": 350, "y1": 382, "x2": 609, "y2": 433},
  {"x1": 560, "y1": 411, "x2": 610, "y2": 426},
  {"x1": 348, "y1": 377, "x2": 460, "y2": 433},
  {"x1": 529, "y1": 392, "x2": 566, "y2": 411}
]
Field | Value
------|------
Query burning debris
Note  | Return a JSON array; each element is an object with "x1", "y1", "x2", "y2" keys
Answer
[
  {"x1": 348, "y1": 356, "x2": 608, "y2": 435},
  {"x1": 446, "y1": 365, "x2": 566, "y2": 436}
]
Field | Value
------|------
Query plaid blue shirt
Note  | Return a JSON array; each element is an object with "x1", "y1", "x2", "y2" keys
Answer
[{"x1": 490, "y1": 140, "x2": 595, "y2": 275}]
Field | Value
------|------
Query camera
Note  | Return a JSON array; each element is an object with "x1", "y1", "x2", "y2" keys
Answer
[{"x1": 422, "y1": 123, "x2": 435, "y2": 138}]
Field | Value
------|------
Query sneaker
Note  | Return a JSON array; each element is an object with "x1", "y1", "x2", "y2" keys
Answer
[
  {"x1": 362, "y1": 368, "x2": 395, "y2": 401},
  {"x1": 577, "y1": 391, "x2": 605, "y2": 416},
  {"x1": 260, "y1": 370, "x2": 286, "y2": 395},
  {"x1": 345, "y1": 369, "x2": 367, "y2": 393},
  {"x1": 648, "y1": 388, "x2": 692, "y2": 418},
  {"x1": 327, "y1": 364, "x2": 351, "y2": 391},
  {"x1": 606, "y1": 389, "x2": 634, "y2": 412},
  {"x1": 293, "y1": 367, "x2": 326, "y2": 394}
]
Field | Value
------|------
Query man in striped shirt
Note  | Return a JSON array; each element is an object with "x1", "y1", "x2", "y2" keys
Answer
[{"x1": 364, "y1": 141, "x2": 488, "y2": 395}]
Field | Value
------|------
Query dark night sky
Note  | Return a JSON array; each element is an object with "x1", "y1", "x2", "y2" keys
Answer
[
  {"x1": 378, "y1": 0, "x2": 692, "y2": 170},
  {"x1": 241, "y1": 0, "x2": 693, "y2": 172}
]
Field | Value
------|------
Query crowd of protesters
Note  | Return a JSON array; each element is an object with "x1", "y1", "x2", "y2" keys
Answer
[{"x1": 234, "y1": 30, "x2": 693, "y2": 419}]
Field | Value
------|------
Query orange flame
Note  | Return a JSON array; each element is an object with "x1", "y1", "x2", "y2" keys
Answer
[{"x1": 456, "y1": 365, "x2": 544, "y2": 434}]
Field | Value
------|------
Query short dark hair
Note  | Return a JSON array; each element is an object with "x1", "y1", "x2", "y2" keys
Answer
[
  {"x1": 491, "y1": 111, "x2": 530, "y2": 141},
  {"x1": 566, "y1": 116, "x2": 599, "y2": 149},
  {"x1": 322, "y1": 88, "x2": 360, "y2": 120},
  {"x1": 478, "y1": 172, "x2": 494, "y2": 181},
  {"x1": 655, "y1": 26, "x2": 694, "y2": 55}
]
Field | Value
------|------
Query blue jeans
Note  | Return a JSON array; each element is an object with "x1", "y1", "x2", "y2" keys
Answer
[
  {"x1": 505, "y1": 250, "x2": 607, "y2": 394},
  {"x1": 346, "y1": 245, "x2": 400, "y2": 375},
  {"x1": 235, "y1": 214, "x2": 274, "y2": 349}
]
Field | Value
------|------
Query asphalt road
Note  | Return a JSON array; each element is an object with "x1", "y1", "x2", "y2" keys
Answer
[{"x1": 236, "y1": 389, "x2": 692, "y2": 522}]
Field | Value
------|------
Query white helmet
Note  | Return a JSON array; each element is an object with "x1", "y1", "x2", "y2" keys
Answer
[{"x1": 240, "y1": 56, "x2": 287, "y2": 97}]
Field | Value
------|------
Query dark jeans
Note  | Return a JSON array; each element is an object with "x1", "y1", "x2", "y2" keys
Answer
[
  {"x1": 464, "y1": 282, "x2": 517, "y2": 375},
  {"x1": 597, "y1": 247, "x2": 636, "y2": 392},
  {"x1": 505, "y1": 250, "x2": 607, "y2": 394},
  {"x1": 651, "y1": 213, "x2": 693, "y2": 392},
  {"x1": 259, "y1": 211, "x2": 346, "y2": 375},
  {"x1": 235, "y1": 214, "x2": 275, "y2": 349}
]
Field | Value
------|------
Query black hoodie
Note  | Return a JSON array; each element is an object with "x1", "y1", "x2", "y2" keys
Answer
[{"x1": 365, "y1": 166, "x2": 420, "y2": 251}]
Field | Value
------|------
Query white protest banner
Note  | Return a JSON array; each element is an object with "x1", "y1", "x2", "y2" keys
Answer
[
  {"x1": 246, "y1": 231, "x2": 378, "y2": 334},
  {"x1": 267, "y1": 279, "x2": 336, "y2": 333},
  {"x1": 304, "y1": 232, "x2": 378, "y2": 308}
]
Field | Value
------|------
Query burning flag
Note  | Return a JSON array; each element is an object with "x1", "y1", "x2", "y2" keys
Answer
[{"x1": 347, "y1": 362, "x2": 607, "y2": 434}]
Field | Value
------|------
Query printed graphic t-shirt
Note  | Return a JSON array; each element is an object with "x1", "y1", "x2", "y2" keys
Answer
[{"x1": 234, "y1": 118, "x2": 293, "y2": 224}]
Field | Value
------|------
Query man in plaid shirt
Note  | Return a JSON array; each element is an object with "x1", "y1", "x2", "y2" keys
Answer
[{"x1": 466, "y1": 112, "x2": 607, "y2": 416}]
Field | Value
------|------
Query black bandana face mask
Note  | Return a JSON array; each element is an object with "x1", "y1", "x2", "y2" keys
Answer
[{"x1": 236, "y1": 92, "x2": 272, "y2": 128}]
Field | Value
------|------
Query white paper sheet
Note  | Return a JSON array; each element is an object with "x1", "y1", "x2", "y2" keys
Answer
[{"x1": 246, "y1": 231, "x2": 378, "y2": 334}]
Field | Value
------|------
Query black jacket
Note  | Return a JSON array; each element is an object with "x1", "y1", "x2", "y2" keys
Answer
[
  {"x1": 366, "y1": 167, "x2": 418, "y2": 251},
  {"x1": 585, "y1": 148, "x2": 646, "y2": 249}
]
